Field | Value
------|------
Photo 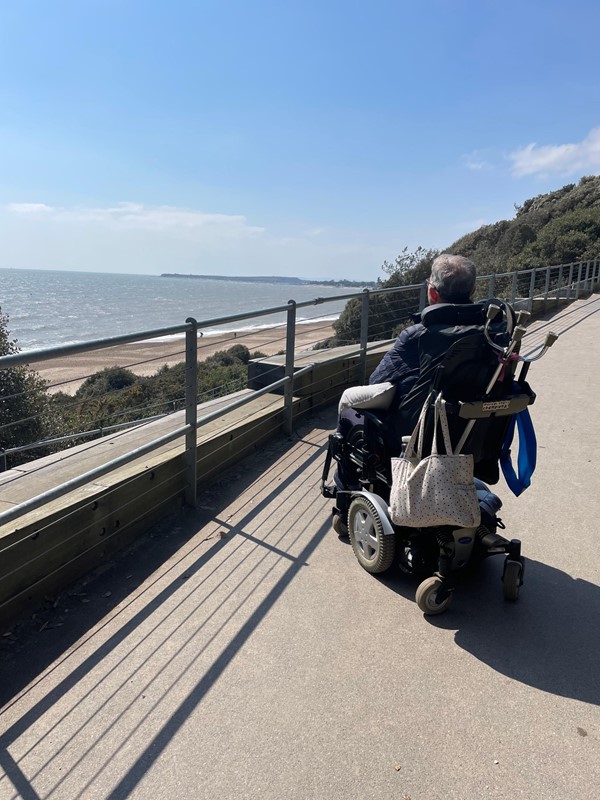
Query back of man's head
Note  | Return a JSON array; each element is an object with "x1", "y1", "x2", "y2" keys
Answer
[{"x1": 430, "y1": 254, "x2": 477, "y2": 303}]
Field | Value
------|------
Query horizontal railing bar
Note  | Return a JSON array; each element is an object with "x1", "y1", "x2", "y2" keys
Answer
[
  {"x1": 196, "y1": 284, "x2": 425, "y2": 320},
  {"x1": 366, "y1": 338, "x2": 396, "y2": 351},
  {"x1": 295, "y1": 290, "x2": 368, "y2": 304},
  {"x1": 0, "y1": 424, "x2": 192, "y2": 528},
  {"x1": 195, "y1": 377, "x2": 291, "y2": 429},
  {"x1": 318, "y1": 338, "x2": 396, "y2": 363},
  {"x1": 1, "y1": 323, "x2": 194, "y2": 368},
  {"x1": 1, "y1": 414, "x2": 170, "y2": 456},
  {"x1": 480, "y1": 271, "x2": 513, "y2": 280},
  {"x1": 293, "y1": 363, "x2": 316, "y2": 378},
  {"x1": 196, "y1": 302, "x2": 303, "y2": 328}
]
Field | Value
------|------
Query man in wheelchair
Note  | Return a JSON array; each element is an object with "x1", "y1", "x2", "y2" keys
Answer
[
  {"x1": 321, "y1": 254, "x2": 555, "y2": 615},
  {"x1": 335, "y1": 254, "x2": 487, "y2": 483}
]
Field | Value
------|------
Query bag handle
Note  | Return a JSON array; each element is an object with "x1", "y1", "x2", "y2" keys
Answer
[
  {"x1": 404, "y1": 395, "x2": 430, "y2": 459},
  {"x1": 432, "y1": 394, "x2": 454, "y2": 456}
]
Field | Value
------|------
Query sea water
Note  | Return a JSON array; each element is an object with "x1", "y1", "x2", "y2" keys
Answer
[{"x1": 0, "y1": 268, "x2": 359, "y2": 352}]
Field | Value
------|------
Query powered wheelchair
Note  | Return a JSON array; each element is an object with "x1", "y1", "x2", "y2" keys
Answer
[{"x1": 321, "y1": 300, "x2": 558, "y2": 615}]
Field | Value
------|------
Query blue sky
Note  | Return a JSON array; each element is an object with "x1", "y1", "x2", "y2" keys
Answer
[{"x1": 1, "y1": 0, "x2": 599, "y2": 281}]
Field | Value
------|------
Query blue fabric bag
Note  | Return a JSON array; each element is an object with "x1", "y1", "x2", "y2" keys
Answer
[{"x1": 500, "y1": 406, "x2": 537, "y2": 496}]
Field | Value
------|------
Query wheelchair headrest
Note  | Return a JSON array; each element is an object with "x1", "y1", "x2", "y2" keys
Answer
[
  {"x1": 421, "y1": 299, "x2": 516, "y2": 333},
  {"x1": 421, "y1": 303, "x2": 485, "y2": 328}
]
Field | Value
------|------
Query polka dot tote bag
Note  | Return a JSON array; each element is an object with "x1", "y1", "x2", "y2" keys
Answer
[{"x1": 389, "y1": 393, "x2": 480, "y2": 528}]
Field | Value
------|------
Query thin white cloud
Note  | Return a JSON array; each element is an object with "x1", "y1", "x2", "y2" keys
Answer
[
  {"x1": 509, "y1": 127, "x2": 600, "y2": 177},
  {"x1": 461, "y1": 151, "x2": 491, "y2": 171},
  {"x1": 6, "y1": 202, "x2": 53, "y2": 214},
  {"x1": 6, "y1": 201, "x2": 265, "y2": 238}
]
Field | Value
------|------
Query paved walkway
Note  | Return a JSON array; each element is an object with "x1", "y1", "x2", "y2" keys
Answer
[{"x1": 1, "y1": 296, "x2": 599, "y2": 800}]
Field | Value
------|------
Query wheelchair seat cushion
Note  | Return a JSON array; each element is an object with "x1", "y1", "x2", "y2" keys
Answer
[{"x1": 338, "y1": 382, "x2": 396, "y2": 413}]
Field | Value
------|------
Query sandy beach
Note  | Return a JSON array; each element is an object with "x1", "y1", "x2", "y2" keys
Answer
[{"x1": 28, "y1": 320, "x2": 337, "y2": 394}]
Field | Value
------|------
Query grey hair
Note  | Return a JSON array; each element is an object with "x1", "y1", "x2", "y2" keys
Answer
[{"x1": 429, "y1": 253, "x2": 476, "y2": 302}]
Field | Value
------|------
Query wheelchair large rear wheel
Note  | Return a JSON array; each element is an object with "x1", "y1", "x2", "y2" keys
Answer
[{"x1": 348, "y1": 496, "x2": 395, "y2": 574}]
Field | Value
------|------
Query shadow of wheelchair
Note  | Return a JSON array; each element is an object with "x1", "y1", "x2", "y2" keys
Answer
[
  {"x1": 345, "y1": 533, "x2": 600, "y2": 706},
  {"x1": 424, "y1": 557, "x2": 600, "y2": 706}
]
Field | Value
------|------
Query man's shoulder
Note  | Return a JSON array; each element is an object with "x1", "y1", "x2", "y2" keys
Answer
[{"x1": 395, "y1": 321, "x2": 425, "y2": 345}]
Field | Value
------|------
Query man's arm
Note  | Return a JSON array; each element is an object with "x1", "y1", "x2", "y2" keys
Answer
[{"x1": 368, "y1": 323, "x2": 423, "y2": 397}]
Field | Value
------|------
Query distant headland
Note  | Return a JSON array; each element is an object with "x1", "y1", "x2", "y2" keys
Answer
[{"x1": 160, "y1": 273, "x2": 376, "y2": 288}]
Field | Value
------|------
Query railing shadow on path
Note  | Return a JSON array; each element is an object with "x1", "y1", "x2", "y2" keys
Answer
[
  {"x1": 0, "y1": 419, "x2": 332, "y2": 800},
  {"x1": 0, "y1": 424, "x2": 326, "y2": 706}
]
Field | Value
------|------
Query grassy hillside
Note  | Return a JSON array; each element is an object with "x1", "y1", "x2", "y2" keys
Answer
[
  {"x1": 331, "y1": 176, "x2": 599, "y2": 347},
  {"x1": 447, "y1": 175, "x2": 600, "y2": 273}
]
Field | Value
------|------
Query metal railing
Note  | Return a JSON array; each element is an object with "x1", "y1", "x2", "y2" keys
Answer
[{"x1": 0, "y1": 257, "x2": 598, "y2": 531}]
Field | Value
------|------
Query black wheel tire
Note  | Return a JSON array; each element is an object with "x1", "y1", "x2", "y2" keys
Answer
[
  {"x1": 348, "y1": 496, "x2": 395, "y2": 574},
  {"x1": 415, "y1": 576, "x2": 454, "y2": 615},
  {"x1": 332, "y1": 513, "x2": 348, "y2": 538},
  {"x1": 503, "y1": 559, "x2": 523, "y2": 601}
]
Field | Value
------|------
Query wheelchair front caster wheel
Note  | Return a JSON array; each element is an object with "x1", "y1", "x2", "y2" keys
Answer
[
  {"x1": 503, "y1": 559, "x2": 523, "y2": 601},
  {"x1": 416, "y1": 576, "x2": 454, "y2": 615}
]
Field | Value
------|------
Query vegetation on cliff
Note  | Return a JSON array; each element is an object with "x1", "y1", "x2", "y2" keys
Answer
[
  {"x1": 0, "y1": 308, "x2": 50, "y2": 466},
  {"x1": 329, "y1": 176, "x2": 600, "y2": 347},
  {"x1": 46, "y1": 343, "x2": 267, "y2": 453},
  {"x1": 447, "y1": 175, "x2": 600, "y2": 273}
]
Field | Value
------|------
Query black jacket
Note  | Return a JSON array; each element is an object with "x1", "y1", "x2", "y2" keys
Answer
[
  {"x1": 366, "y1": 301, "x2": 515, "y2": 481},
  {"x1": 368, "y1": 317, "x2": 425, "y2": 397}
]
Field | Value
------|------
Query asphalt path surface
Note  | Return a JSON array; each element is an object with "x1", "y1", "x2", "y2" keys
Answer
[{"x1": 1, "y1": 296, "x2": 598, "y2": 800}]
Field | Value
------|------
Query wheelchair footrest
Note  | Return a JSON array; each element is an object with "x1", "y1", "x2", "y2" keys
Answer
[{"x1": 478, "y1": 530, "x2": 510, "y2": 553}]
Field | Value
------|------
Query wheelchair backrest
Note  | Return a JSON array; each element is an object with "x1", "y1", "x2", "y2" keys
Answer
[{"x1": 394, "y1": 300, "x2": 529, "y2": 484}]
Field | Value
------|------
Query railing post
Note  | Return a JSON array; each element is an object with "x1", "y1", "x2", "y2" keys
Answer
[
  {"x1": 419, "y1": 281, "x2": 428, "y2": 312},
  {"x1": 184, "y1": 317, "x2": 198, "y2": 507},
  {"x1": 528, "y1": 270, "x2": 536, "y2": 312},
  {"x1": 488, "y1": 272, "x2": 496, "y2": 300},
  {"x1": 556, "y1": 265, "x2": 563, "y2": 307},
  {"x1": 575, "y1": 262, "x2": 583, "y2": 298},
  {"x1": 567, "y1": 263, "x2": 575, "y2": 298},
  {"x1": 359, "y1": 289, "x2": 370, "y2": 383},
  {"x1": 510, "y1": 271, "x2": 518, "y2": 304},
  {"x1": 283, "y1": 301, "x2": 296, "y2": 436},
  {"x1": 584, "y1": 259, "x2": 592, "y2": 292},
  {"x1": 543, "y1": 265, "x2": 551, "y2": 309}
]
